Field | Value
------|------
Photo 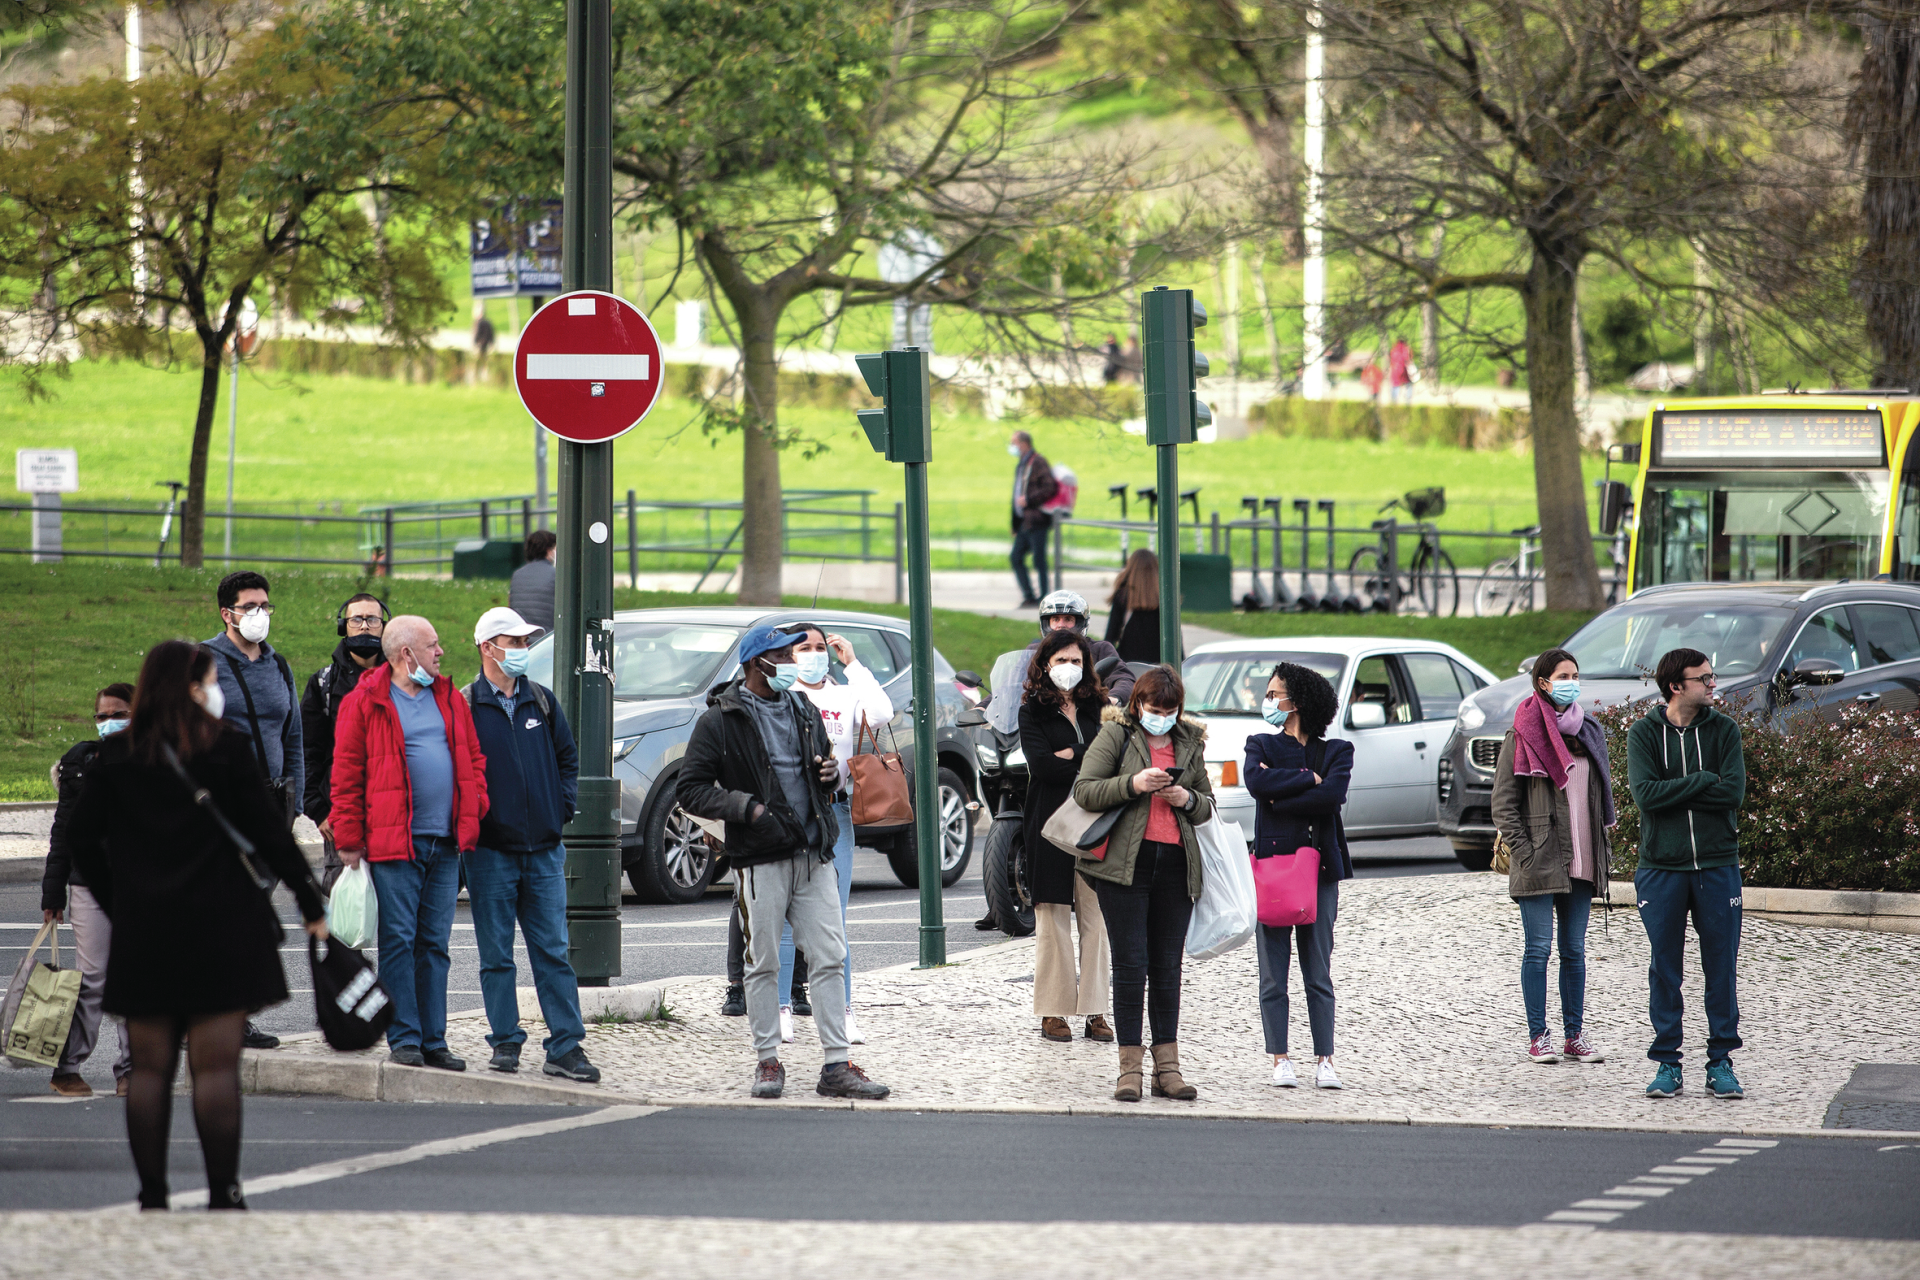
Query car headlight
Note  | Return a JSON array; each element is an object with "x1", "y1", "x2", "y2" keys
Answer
[
  {"x1": 1457, "y1": 697, "x2": 1486, "y2": 731},
  {"x1": 613, "y1": 735, "x2": 640, "y2": 762}
]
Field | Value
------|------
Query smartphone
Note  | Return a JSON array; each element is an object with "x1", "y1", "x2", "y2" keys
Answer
[{"x1": 1162, "y1": 766, "x2": 1185, "y2": 784}]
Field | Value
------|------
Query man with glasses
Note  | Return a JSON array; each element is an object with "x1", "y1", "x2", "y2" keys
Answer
[
  {"x1": 1626, "y1": 647, "x2": 1749, "y2": 1101},
  {"x1": 302, "y1": 593, "x2": 389, "y2": 890},
  {"x1": 203, "y1": 570, "x2": 304, "y2": 1050}
]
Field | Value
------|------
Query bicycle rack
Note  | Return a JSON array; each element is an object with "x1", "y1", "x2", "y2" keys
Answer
[
  {"x1": 1263, "y1": 497, "x2": 1294, "y2": 610},
  {"x1": 1292, "y1": 499, "x2": 1320, "y2": 612},
  {"x1": 1319, "y1": 500, "x2": 1353, "y2": 613},
  {"x1": 1239, "y1": 497, "x2": 1272, "y2": 610}
]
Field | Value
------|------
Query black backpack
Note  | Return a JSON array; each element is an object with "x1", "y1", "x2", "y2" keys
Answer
[{"x1": 308, "y1": 936, "x2": 395, "y2": 1052}]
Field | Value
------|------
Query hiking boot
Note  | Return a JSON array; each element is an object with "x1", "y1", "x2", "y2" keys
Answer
[
  {"x1": 543, "y1": 1049, "x2": 601, "y2": 1084},
  {"x1": 388, "y1": 1046, "x2": 426, "y2": 1067},
  {"x1": 752, "y1": 1059, "x2": 786, "y2": 1099},
  {"x1": 791, "y1": 982, "x2": 812, "y2": 1017},
  {"x1": 817, "y1": 1060, "x2": 891, "y2": 1100},
  {"x1": 1706, "y1": 1059, "x2": 1744, "y2": 1099},
  {"x1": 720, "y1": 984, "x2": 747, "y2": 1017},
  {"x1": 1562, "y1": 1032, "x2": 1604, "y2": 1063},
  {"x1": 1527, "y1": 1032, "x2": 1560, "y2": 1064},
  {"x1": 1646, "y1": 1062, "x2": 1683, "y2": 1098},
  {"x1": 49, "y1": 1073, "x2": 91, "y2": 1098},
  {"x1": 1114, "y1": 1045, "x2": 1145, "y2": 1102},
  {"x1": 1040, "y1": 1016, "x2": 1072, "y2": 1042},
  {"x1": 489, "y1": 1045, "x2": 521, "y2": 1073},
  {"x1": 1084, "y1": 1015, "x2": 1114, "y2": 1042},
  {"x1": 422, "y1": 1048, "x2": 466, "y2": 1072},
  {"x1": 242, "y1": 1021, "x2": 279, "y2": 1050},
  {"x1": 1149, "y1": 1042, "x2": 1198, "y2": 1100}
]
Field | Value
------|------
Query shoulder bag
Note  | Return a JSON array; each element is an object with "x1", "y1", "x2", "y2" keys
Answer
[
  {"x1": 848, "y1": 715, "x2": 914, "y2": 829},
  {"x1": 1039, "y1": 721, "x2": 1133, "y2": 861}
]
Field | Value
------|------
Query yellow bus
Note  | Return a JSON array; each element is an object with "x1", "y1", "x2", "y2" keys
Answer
[{"x1": 1625, "y1": 394, "x2": 1920, "y2": 592}]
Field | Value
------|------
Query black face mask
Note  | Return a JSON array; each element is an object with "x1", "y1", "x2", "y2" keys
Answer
[{"x1": 343, "y1": 634, "x2": 384, "y2": 659}]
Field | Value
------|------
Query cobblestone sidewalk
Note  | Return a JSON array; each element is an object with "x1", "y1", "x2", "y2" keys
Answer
[{"x1": 278, "y1": 875, "x2": 1920, "y2": 1129}]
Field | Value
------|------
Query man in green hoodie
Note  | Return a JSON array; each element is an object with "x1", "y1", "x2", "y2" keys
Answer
[{"x1": 1625, "y1": 647, "x2": 1747, "y2": 1101}]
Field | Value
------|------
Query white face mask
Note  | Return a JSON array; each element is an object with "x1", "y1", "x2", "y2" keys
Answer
[
  {"x1": 201, "y1": 680, "x2": 225, "y2": 721},
  {"x1": 1049, "y1": 662, "x2": 1083, "y2": 691},
  {"x1": 1007, "y1": 443, "x2": 1023, "y2": 457},
  {"x1": 795, "y1": 651, "x2": 831, "y2": 685},
  {"x1": 235, "y1": 610, "x2": 270, "y2": 644}
]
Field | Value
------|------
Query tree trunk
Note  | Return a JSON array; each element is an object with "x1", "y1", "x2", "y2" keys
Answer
[
  {"x1": 1245, "y1": 113, "x2": 1303, "y2": 261},
  {"x1": 1850, "y1": 15, "x2": 1920, "y2": 390},
  {"x1": 735, "y1": 296, "x2": 784, "y2": 605},
  {"x1": 182, "y1": 338, "x2": 222, "y2": 569},
  {"x1": 1421, "y1": 222, "x2": 1444, "y2": 381},
  {"x1": 1522, "y1": 244, "x2": 1604, "y2": 612}
]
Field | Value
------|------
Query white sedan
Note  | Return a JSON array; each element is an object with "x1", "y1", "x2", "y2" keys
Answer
[{"x1": 1183, "y1": 636, "x2": 1497, "y2": 842}]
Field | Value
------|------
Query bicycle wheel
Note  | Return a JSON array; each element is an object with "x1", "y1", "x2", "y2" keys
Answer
[
  {"x1": 1345, "y1": 545, "x2": 1386, "y2": 610},
  {"x1": 1475, "y1": 558, "x2": 1525, "y2": 617},
  {"x1": 1413, "y1": 546, "x2": 1460, "y2": 617}
]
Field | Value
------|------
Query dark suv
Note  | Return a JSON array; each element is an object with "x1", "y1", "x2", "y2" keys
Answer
[{"x1": 1438, "y1": 580, "x2": 1920, "y2": 868}]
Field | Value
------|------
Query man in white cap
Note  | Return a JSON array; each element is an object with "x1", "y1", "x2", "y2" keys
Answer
[{"x1": 463, "y1": 606, "x2": 597, "y2": 1083}]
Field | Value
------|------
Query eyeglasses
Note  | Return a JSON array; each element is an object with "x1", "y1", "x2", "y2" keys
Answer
[
  {"x1": 226, "y1": 603, "x2": 273, "y2": 617},
  {"x1": 344, "y1": 616, "x2": 384, "y2": 632},
  {"x1": 1681, "y1": 673, "x2": 1718, "y2": 687}
]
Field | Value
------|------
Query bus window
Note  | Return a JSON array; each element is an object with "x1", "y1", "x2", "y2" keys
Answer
[{"x1": 1637, "y1": 475, "x2": 1888, "y2": 587}]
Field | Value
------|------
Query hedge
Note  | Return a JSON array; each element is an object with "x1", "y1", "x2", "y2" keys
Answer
[{"x1": 1247, "y1": 396, "x2": 1531, "y2": 451}]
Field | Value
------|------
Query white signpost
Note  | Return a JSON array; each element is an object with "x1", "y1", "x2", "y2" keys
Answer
[{"x1": 15, "y1": 449, "x2": 77, "y2": 564}]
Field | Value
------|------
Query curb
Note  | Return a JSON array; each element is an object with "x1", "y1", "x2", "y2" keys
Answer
[
  {"x1": 1604, "y1": 879, "x2": 1920, "y2": 935},
  {"x1": 0, "y1": 801, "x2": 55, "y2": 813},
  {"x1": 0, "y1": 856, "x2": 42, "y2": 885}
]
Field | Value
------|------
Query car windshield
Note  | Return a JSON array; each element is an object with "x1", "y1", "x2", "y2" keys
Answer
[
  {"x1": 526, "y1": 622, "x2": 741, "y2": 699},
  {"x1": 1184, "y1": 652, "x2": 1348, "y2": 714},
  {"x1": 1563, "y1": 604, "x2": 1791, "y2": 681}
]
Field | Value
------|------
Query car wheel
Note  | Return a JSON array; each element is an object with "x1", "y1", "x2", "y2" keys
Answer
[
  {"x1": 627, "y1": 773, "x2": 717, "y2": 904},
  {"x1": 883, "y1": 768, "x2": 975, "y2": 888},
  {"x1": 1451, "y1": 841, "x2": 1495, "y2": 872},
  {"x1": 982, "y1": 814, "x2": 1034, "y2": 936}
]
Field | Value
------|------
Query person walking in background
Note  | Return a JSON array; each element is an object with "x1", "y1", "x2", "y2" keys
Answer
[
  {"x1": 201, "y1": 570, "x2": 301, "y2": 1052},
  {"x1": 1020, "y1": 629, "x2": 1112, "y2": 1045},
  {"x1": 1071, "y1": 665, "x2": 1214, "y2": 1103},
  {"x1": 301, "y1": 593, "x2": 389, "y2": 891},
  {"x1": 1492, "y1": 646, "x2": 1616, "y2": 1068},
  {"x1": 1628, "y1": 647, "x2": 1748, "y2": 1101},
  {"x1": 1245, "y1": 663, "x2": 1353, "y2": 1091},
  {"x1": 1103, "y1": 549, "x2": 1161, "y2": 665},
  {"x1": 510, "y1": 529, "x2": 558, "y2": 632},
  {"x1": 331, "y1": 615, "x2": 489, "y2": 1072},
  {"x1": 1101, "y1": 333, "x2": 1124, "y2": 385},
  {"x1": 1008, "y1": 430, "x2": 1058, "y2": 608},
  {"x1": 465, "y1": 607, "x2": 599, "y2": 1083},
  {"x1": 1387, "y1": 336, "x2": 1414, "y2": 404},
  {"x1": 40, "y1": 682, "x2": 136, "y2": 1099},
  {"x1": 71, "y1": 642, "x2": 327, "y2": 1210}
]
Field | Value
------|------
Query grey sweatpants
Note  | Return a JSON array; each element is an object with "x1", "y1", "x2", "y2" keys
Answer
[
  {"x1": 737, "y1": 855, "x2": 848, "y2": 1063},
  {"x1": 60, "y1": 886, "x2": 131, "y2": 1079}
]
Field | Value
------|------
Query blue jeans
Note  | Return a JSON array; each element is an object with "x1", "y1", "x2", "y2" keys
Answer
[
  {"x1": 1636, "y1": 864, "x2": 1743, "y2": 1064},
  {"x1": 369, "y1": 836, "x2": 461, "y2": 1052},
  {"x1": 1517, "y1": 885, "x2": 1591, "y2": 1040},
  {"x1": 781, "y1": 800, "x2": 854, "y2": 1007},
  {"x1": 1010, "y1": 525, "x2": 1049, "y2": 601},
  {"x1": 464, "y1": 844, "x2": 587, "y2": 1059}
]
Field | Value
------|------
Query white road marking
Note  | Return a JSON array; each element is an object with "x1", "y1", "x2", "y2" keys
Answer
[
  {"x1": 1539, "y1": 1138, "x2": 1773, "y2": 1227},
  {"x1": 1601, "y1": 1186, "x2": 1672, "y2": 1197},
  {"x1": 1546, "y1": 1210, "x2": 1621, "y2": 1223}
]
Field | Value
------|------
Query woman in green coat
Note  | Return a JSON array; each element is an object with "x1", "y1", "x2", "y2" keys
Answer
[{"x1": 1071, "y1": 665, "x2": 1215, "y2": 1103}]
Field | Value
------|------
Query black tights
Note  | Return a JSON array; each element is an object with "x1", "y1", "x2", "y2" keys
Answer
[
  {"x1": 124, "y1": 1010, "x2": 248, "y2": 1211},
  {"x1": 1093, "y1": 841, "x2": 1194, "y2": 1048}
]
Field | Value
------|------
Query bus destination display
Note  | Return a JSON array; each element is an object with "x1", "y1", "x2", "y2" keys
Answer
[{"x1": 1655, "y1": 409, "x2": 1885, "y2": 466}]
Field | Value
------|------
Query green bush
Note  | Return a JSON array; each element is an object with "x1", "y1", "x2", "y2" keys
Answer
[
  {"x1": 1016, "y1": 383, "x2": 1139, "y2": 421},
  {"x1": 1594, "y1": 700, "x2": 1920, "y2": 893},
  {"x1": 1247, "y1": 397, "x2": 1531, "y2": 451}
]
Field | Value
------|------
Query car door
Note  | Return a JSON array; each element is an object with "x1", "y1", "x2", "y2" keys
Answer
[
  {"x1": 1842, "y1": 603, "x2": 1920, "y2": 717},
  {"x1": 1399, "y1": 651, "x2": 1475, "y2": 828},
  {"x1": 1341, "y1": 654, "x2": 1433, "y2": 833},
  {"x1": 1778, "y1": 606, "x2": 1866, "y2": 723}
]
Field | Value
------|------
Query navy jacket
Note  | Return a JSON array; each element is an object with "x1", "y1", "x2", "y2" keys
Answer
[
  {"x1": 467, "y1": 676, "x2": 578, "y2": 853},
  {"x1": 1243, "y1": 731, "x2": 1354, "y2": 882}
]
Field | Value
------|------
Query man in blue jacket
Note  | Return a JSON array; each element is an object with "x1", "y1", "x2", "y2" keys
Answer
[{"x1": 465, "y1": 607, "x2": 599, "y2": 1083}]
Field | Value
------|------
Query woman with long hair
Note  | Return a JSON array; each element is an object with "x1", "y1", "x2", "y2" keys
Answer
[
  {"x1": 1071, "y1": 664, "x2": 1214, "y2": 1102},
  {"x1": 71, "y1": 641, "x2": 327, "y2": 1211},
  {"x1": 1019, "y1": 628, "x2": 1112, "y2": 1044},
  {"x1": 1492, "y1": 646, "x2": 1615, "y2": 1065},
  {"x1": 1103, "y1": 549, "x2": 1161, "y2": 664},
  {"x1": 1245, "y1": 662, "x2": 1353, "y2": 1090}
]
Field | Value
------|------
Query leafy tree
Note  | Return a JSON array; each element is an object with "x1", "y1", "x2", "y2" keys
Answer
[{"x1": 0, "y1": 0, "x2": 449, "y2": 567}]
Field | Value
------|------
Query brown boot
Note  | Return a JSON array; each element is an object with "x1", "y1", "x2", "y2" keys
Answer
[
  {"x1": 1114, "y1": 1045, "x2": 1145, "y2": 1102},
  {"x1": 1150, "y1": 1042, "x2": 1198, "y2": 1100},
  {"x1": 49, "y1": 1073, "x2": 90, "y2": 1098},
  {"x1": 1083, "y1": 1015, "x2": 1114, "y2": 1042},
  {"x1": 1040, "y1": 1016, "x2": 1072, "y2": 1042}
]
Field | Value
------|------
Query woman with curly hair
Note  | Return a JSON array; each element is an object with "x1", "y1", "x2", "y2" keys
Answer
[
  {"x1": 1019, "y1": 628, "x2": 1113, "y2": 1043},
  {"x1": 1245, "y1": 662, "x2": 1353, "y2": 1090}
]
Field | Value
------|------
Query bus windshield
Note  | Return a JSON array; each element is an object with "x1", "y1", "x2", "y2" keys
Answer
[
  {"x1": 1563, "y1": 603, "x2": 1793, "y2": 682},
  {"x1": 1635, "y1": 472, "x2": 1888, "y2": 588}
]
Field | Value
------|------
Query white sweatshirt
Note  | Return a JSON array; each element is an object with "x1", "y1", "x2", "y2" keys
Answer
[{"x1": 801, "y1": 661, "x2": 896, "y2": 792}]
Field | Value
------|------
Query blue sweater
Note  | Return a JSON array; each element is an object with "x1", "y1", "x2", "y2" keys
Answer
[
  {"x1": 468, "y1": 677, "x2": 578, "y2": 853},
  {"x1": 203, "y1": 632, "x2": 304, "y2": 811},
  {"x1": 1243, "y1": 731, "x2": 1354, "y2": 881}
]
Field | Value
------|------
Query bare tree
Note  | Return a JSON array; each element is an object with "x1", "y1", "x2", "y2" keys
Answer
[{"x1": 1849, "y1": 8, "x2": 1920, "y2": 390}]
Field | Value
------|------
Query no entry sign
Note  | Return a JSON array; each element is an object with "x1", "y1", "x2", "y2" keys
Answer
[{"x1": 513, "y1": 290, "x2": 664, "y2": 443}]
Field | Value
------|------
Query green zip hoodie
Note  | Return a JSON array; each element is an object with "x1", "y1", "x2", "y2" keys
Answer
[{"x1": 1625, "y1": 703, "x2": 1746, "y2": 871}]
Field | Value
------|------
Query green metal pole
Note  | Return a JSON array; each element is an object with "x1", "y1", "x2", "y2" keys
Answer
[
  {"x1": 905, "y1": 456, "x2": 944, "y2": 966},
  {"x1": 558, "y1": 0, "x2": 620, "y2": 985},
  {"x1": 1156, "y1": 444, "x2": 1181, "y2": 666}
]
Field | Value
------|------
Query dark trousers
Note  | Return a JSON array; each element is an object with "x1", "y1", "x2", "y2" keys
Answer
[
  {"x1": 1635, "y1": 864, "x2": 1743, "y2": 1064},
  {"x1": 1256, "y1": 878, "x2": 1338, "y2": 1057},
  {"x1": 1010, "y1": 525, "x2": 1050, "y2": 602},
  {"x1": 1092, "y1": 840, "x2": 1192, "y2": 1048},
  {"x1": 726, "y1": 899, "x2": 805, "y2": 989}
]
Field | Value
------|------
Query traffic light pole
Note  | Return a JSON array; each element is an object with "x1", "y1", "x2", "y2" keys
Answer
[
  {"x1": 557, "y1": 0, "x2": 620, "y2": 986},
  {"x1": 904, "y1": 456, "x2": 943, "y2": 967},
  {"x1": 1155, "y1": 441, "x2": 1181, "y2": 665}
]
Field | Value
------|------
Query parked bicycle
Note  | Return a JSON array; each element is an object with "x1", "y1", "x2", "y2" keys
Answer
[
  {"x1": 1475, "y1": 524, "x2": 1542, "y2": 616},
  {"x1": 1346, "y1": 487, "x2": 1459, "y2": 617}
]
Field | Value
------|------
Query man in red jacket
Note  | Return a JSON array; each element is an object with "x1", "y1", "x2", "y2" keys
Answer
[{"x1": 332, "y1": 615, "x2": 489, "y2": 1071}]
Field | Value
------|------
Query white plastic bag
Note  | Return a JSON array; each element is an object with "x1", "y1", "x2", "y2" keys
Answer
[
  {"x1": 326, "y1": 862, "x2": 378, "y2": 951},
  {"x1": 1185, "y1": 812, "x2": 1257, "y2": 960}
]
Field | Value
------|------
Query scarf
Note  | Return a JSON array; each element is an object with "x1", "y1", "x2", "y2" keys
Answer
[{"x1": 1512, "y1": 694, "x2": 1618, "y2": 829}]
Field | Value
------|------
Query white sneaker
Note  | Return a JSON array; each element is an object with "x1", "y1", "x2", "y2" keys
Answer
[
  {"x1": 779, "y1": 1006, "x2": 795, "y2": 1044},
  {"x1": 1270, "y1": 1058, "x2": 1299, "y2": 1088},
  {"x1": 1315, "y1": 1059, "x2": 1343, "y2": 1090},
  {"x1": 844, "y1": 1007, "x2": 866, "y2": 1045}
]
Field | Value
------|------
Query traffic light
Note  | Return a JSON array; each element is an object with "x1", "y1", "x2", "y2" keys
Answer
[
  {"x1": 854, "y1": 347, "x2": 932, "y2": 464},
  {"x1": 1142, "y1": 286, "x2": 1210, "y2": 445}
]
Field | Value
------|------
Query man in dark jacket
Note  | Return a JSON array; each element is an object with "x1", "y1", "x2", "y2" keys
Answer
[
  {"x1": 1008, "y1": 430, "x2": 1058, "y2": 607},
  {"x1": 509, "y1": 529, "x2": 557, "y2": 631},
  {"x1": 302, "y1": 593, "x2": 389, "y2": 890},
  {"x1": 1626, "y1": 646, "x2": 1748, "y2": 1102},
  {"x1": 464, "y1": 607, "x2": 598, "y2": 1084},
  {"x1": 678, "y1": 623, "x2": 890, "y2": 1102}
]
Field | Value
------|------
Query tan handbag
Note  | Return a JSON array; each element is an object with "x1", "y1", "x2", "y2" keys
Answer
[
  {"x1": 1490, "y1": 831, "x2": 1514, "y2": 874},
  {"x1": 848, "y1": 716, "x2": 914, "y2": 829}
]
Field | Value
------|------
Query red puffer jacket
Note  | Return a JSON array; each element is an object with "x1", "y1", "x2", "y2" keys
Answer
[{"x1": 329, "y1": 665, "x2": 488, "y2": 861}]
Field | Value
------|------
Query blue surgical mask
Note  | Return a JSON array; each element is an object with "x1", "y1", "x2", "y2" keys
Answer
[
  {"x1": 764, "y1": 660, "x2": 798, "y2": 692},
  {"x1": 1139, "y1": 710, "x2": 1177, "y2": 736},
  {"x1": 1007, "y1": 444, "x2": 1022, "y2": 457},
  {"x1": 795, "y1": 651, "x2": 831, "y2": 685},
  {"x1": 97, "y1": 717, "x2": 129, "y2": 738},
  {"x1": 410, "y1": 666, "x2": 435, "y2": 688},
  {"x1": 499, "y1": 646, "x2": 531, "y2": 678},
  {"x1": 1547, "y1": 679, "x2": 1580, "y2": 707},
  {"x1": 1261, "y1": 698, "x2": 1288, "y2": 726}
]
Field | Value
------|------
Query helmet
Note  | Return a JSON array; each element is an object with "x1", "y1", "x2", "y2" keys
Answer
[{"x1": 1038, "y1": 589, "x2": 1089, "y2": 630}]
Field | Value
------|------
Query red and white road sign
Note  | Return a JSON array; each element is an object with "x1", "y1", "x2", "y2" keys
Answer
[{"x1": 513, "y1": 290, "x2": 664, "y2": 443}]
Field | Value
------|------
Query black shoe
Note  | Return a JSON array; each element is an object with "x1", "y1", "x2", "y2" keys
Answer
[
  {"x1": 791, "y1": 982, "x2": 812, "y2": 1017},
  {"x1": 422, "y1": 1047, "x2": 466, "y2": 1072},
  {"x1": 209, "y1": 1182, "x2": 247, "y2": 1210},
  {"x1": 817, "y1": 1060, "x2": 891, "y2": 1100},
  {"x1": 242, "y1": 1021, "x2": 279, "y2": 1050},
  {"x1": 973, "y1": 913, "x2": 999, "y2": 931},
  {"x1": 721, "y1": 984, "x2": 747, "y2": 1017},
  {"x1": 543, "y1": 1048, "x2": 601, "y2": 1083},
  {"x1": 388, "y1": 1045, "x2": 425, "y2": 1067},
  {"x1": 489, "y1": 1046, "x2": 521, "y2": 1073}
]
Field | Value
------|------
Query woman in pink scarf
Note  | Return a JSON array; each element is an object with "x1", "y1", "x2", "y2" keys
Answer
[{"x1": 1490, "y1": 646, "x2": 1617, "y2": 1066}]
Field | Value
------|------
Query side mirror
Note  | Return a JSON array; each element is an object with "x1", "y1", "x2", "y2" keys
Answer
[
  {"x1": 1517, "y1": 655, "x2": 1539, "y2": 675},
  {"x1": 1348, "y1": 702, "x2": 1388, "y2": 730},
  {"x1": 1776, "y1": 657, "x2": 1845, "y2": 694},
  {"x1": 1598, "y1": 480, "x2": 1631, "y2": 535},
  {"x1": 954, "y1": 707, "x2": 988, "y2": 728},
  {"x1": 1094, "y1": 654, "x2": 1121, "y2": 678},
  {"x1": 954, "y1": 670, "x2": 982, "y2": 689}
]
